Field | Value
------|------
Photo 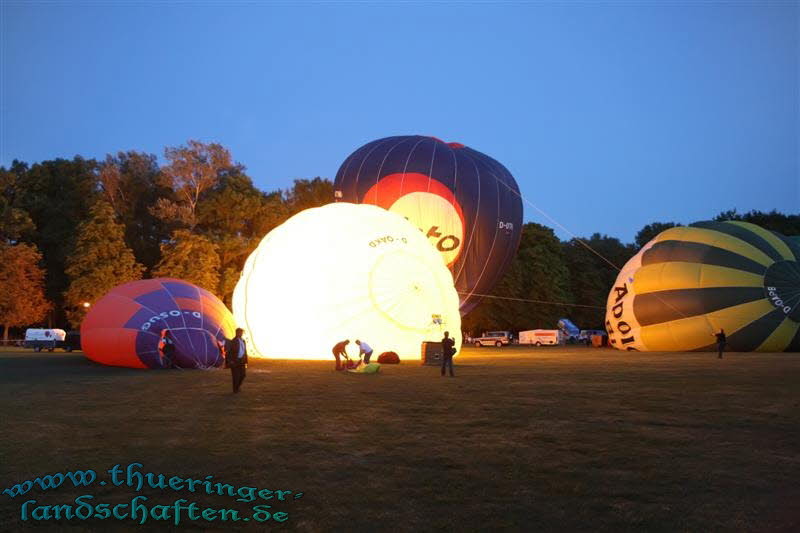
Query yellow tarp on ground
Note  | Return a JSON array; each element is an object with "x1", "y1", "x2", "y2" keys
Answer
[{"x1": 347, "y1": 363, "x2": 381, "y2": 374}]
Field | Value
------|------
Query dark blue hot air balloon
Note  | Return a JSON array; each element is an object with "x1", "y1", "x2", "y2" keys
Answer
[{"x1": 334, "y1": 135, "x2": 523, "y2": 315}]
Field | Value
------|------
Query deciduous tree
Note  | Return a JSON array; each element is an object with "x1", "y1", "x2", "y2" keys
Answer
[
  {"x1": 153, "y1": 230, "x2": 220, "y2": 293},
  {"x1": 635, "y1": 222, "x2": 678, "y2": 249},
  {"x1": 463, "y1": 223, "x2": 573, "y2": 334},
  {"x1": 714, "y1": 209, "x2": 800, "y2": 236},
  {"x1": 0, "y1": 243, "x2": 51, "y2": 341},
  {"x1": 196, "y1": 172, "x2": 288, "y2": 304},
  {"x1": 562, "y1": 234, "x2": 636, "y2": 328},
  {"x1": 0, "y1": 162, "x2": 35, "y2": 244},
  {"x1": 282, "y1": 177, "x2": 333, "y2": 216},
  {"x1": 16, "y1": 157, "x2": 99, "y2": 325},
  {"x1": 98, "y1": 151, "x2": 170, "y2": 270},
  {"x1": 153, "y1": 140, "x2": 236, "y2": 229}
]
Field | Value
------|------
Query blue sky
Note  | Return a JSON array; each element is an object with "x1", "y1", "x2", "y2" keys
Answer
[{"x1": 2, "y1": 1, "x2": 797, "y2": 243}]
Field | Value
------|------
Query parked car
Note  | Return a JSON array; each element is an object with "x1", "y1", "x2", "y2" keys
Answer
[{"x1": 472, "y1": 331, "x2": 513, "y2": 347}]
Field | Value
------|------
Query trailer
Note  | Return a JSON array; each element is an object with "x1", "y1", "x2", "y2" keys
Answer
[
  {"x1": 24, "y1": 329, "x2": 67, "y2": 352},
  {"x1": 519, "y1": 329, "x2": 561, "y2": 346}
]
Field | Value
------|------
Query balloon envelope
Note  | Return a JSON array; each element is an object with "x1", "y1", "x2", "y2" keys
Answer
[
  {"x1": 333, "y1": 135, "x2": 523, "y2": 315},
  {"x1": 606, "y1": 221, "x2": 800, "y2": 352},
  {"x1": 81, "y1": 278, "x2": 236, "y2": 368},
  {"x1": 232, "y1": 203, "x2": 461, "y2": 360}
]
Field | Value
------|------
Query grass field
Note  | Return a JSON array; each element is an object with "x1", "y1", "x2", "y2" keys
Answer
[{"x1": 1, "y1": 346, "x2": 798, "y2": 532}]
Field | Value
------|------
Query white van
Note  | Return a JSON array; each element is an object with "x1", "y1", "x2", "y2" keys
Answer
[
  {"x1": 24, "y1": 329, "x2": 66, "y2": 352},
  {"x1": 519, "y1": 329, "x2": 561, "y2": 346},
  {"x1": 472, "y1": 331, "x2": 513, "y2": 347}
]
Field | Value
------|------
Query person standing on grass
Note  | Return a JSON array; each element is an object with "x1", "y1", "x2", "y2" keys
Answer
[
  {"x1": 225, "y1": 328, "x2": 248, "y2": 393},
  {"x1": 355, "y1": 339, "x2": 373, "y2": 364},
  {"x1": 332, "y1": 339, "x2": 349, "y2": 371},
  {"x1": 714, "y1": 329, "x2": 726, "y2": 359},
  {"x1": 441, "y1": 331, "x2": 455, "y2": 377}
]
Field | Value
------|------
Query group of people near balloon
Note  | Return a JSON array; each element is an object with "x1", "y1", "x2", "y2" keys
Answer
[
  {"x1": 153, "y1": 327, "x2": 460, "y2": 394},
  {"x1": 331, "y1": 339, "x2": 373, "y2": 370}
]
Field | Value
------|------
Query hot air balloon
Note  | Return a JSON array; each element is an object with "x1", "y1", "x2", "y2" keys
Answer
[
  {"x1": 81, "y1": 278, "x2": 236, "y2": 368},
  {"x1": 333, "y1": 135, "x2": 523, "y2": 315},
  {"x1": 606, "y1": 221, "x2": 800, "y2": 352},
  {"x1": 232, "y1": 203, "x2": 461, "y2": 360}
]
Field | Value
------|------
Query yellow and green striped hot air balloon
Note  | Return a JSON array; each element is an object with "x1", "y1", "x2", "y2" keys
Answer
[{"x1": 606, "y1": 221, "x2": 800, "y2": 352}]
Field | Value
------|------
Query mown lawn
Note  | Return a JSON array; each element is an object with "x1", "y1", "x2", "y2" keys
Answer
[{"x1": 1, "y1": 346, "x2": 798, "y2": 532}]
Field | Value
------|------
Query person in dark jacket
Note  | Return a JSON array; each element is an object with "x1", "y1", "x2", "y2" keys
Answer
[
  {"x1": 225, "y1": 328, "x2": 249, "y2": 393},
  {"x1": 714, "y1": 329, "x2": 726, "y2": 359},
  {"x1": 441, "y1": 331, "x2": 455, "y2": 377},
  {"x1": 332, "y1": 339, "x2": 349, "y2": 370}
]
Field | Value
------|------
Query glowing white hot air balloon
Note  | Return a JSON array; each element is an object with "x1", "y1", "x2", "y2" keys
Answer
[{"x1": 233, "y1": 203, "x2": 461, "y2": 360}]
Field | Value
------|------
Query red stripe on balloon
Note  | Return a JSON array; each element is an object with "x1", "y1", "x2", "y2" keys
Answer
[{"x1": 82, "y1": 328, "x2": 146, "y2": 369}]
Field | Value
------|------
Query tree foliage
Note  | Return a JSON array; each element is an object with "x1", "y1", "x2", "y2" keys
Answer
[
  {"x1": 98, "y1": 151, "x2": 170, "y2": 270},
  {"x1": 562, "y1": 234, "x2": 636, "y2": 328},
  {"x1": 153, "y1": 140, "x2": 237, "y2": 229},
  {"x1": 283, "y1": 177, "x2": 334, "y2": 216},
  {"x1": 64, "y1": 201, "x2": 144, "y2": 326},
  {"x1": 0, "y1": 163, "x2": 35, "y2": 244},
  {"x1": 153, "y1": 230, "x2": 220, "y2": 293},
  {"x1": 0, "y1": 243, "x2": 51, "y2": 340},
  {"x1": 635, "y1": 221, "x2": 678, "y2": 249},
  {"x1": 5, "y1": 140, "x2": 795, "y2": 334},
  {"x1": 714, "y1": 209, "x2": 800, "y2": 236},
  {"x1": 15, "y1": 157, "x2": 99, "y2": 325},
  {"x1": 196, "y1": 172, "x2": 288, "y2": 304},
  {"x1": 463, "y1": 223, "x2": 572, "y2": 334}
]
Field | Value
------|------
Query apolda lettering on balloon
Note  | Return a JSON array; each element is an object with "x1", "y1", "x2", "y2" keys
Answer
[{"x1": 606, "y1": 283, "x2": 637, "y2": 350}]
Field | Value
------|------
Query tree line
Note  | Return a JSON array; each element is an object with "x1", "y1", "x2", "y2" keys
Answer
[{"x1": 1, "y1": 139, "x2": 797, "y2": 340}]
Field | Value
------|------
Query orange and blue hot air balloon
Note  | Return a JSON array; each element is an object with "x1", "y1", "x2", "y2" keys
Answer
[
  {"x1": 81, "y1": 278, "x2": 236, "y2": 369},
  {"x1": 334, "y1": 135, "x2": 524, "y2": 315}
]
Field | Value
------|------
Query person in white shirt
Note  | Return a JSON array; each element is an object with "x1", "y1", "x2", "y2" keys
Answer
[{"x1": 355, "y1": 339, "x2": 373, "y2": 364}]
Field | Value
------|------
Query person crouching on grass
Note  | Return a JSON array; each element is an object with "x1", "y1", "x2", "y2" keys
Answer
[{"x1": 225, "y1": 328, "x2": 248, "y2": 393}]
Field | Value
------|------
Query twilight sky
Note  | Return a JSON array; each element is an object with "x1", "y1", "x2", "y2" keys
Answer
[{"x1": 2, "y1": 1, "x2": 797, "y2": 243}]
